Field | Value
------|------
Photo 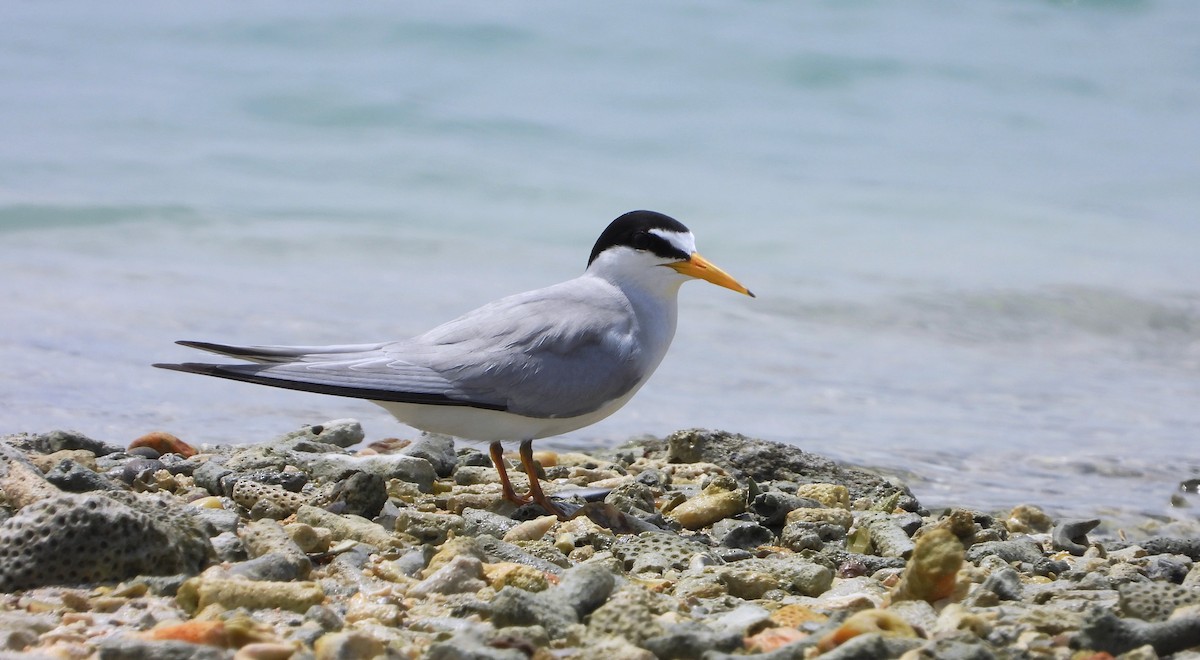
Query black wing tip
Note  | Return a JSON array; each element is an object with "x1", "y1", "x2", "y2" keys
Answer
[
  {"x1": 152, "y1": 362, "x2": 221, "y2": 375},
  {"x1": 152, "y1": 360, "x2": 508, "y2": 411},
  {"x1": 175, "y1": 340, "x2": 259, "y2": 356}
]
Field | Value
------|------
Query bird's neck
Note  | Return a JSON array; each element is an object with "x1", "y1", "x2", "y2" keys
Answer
[{"x1": 583, "y1": 264, "x2": 682, "y2": 359}]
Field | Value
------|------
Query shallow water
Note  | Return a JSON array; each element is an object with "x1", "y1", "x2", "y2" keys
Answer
[{"x1": 2, "y1": 1, "x2": 1199, "y2": 523}]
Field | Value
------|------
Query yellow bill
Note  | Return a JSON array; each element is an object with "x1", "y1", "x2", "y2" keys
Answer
[{"x1": 667, "y1": 252, "x2": 755, "y2": 297}]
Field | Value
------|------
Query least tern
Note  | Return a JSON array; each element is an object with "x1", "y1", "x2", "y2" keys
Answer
[{"x1": 155, "y1": 210, "x2": 754, "y2": 517}]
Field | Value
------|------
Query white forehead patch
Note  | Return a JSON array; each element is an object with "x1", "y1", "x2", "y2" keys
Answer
[{"x1": 650, "y1": 228, "x2": 696, "y2": 256}]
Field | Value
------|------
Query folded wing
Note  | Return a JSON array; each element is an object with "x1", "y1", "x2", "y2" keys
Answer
[{"x1": 154, "y1": 277, "x2": 644, "y2": 419}]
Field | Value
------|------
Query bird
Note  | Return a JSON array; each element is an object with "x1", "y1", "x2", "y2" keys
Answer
[{"x1": 154, "y1": 210, "x2": 754, "y2": 518}]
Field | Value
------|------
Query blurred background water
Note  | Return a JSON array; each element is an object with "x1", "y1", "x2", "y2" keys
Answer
[{"x1": 2, "y1": 1, "x2": 1198, "y2": 523}]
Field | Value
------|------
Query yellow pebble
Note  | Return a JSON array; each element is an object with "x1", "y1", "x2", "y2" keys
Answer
[{"x1": 189, "y1": 496, "x2": 226, "y2": 509}]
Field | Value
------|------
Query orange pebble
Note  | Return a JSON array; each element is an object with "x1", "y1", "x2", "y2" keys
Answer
[
  {"x1": 746, "y1": 627, "x2": 807, "y2": 653},
  {"x1": 130, "y1": 431, "x2": 197, "y2": 458},
  {"x1": 817, "y1": 609, "x2": 917, "y2": 652},
  {"x1": 145, "y1": 620, "x2": 230, "y2": 647}
]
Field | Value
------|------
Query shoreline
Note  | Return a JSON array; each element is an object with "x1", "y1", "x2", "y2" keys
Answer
[{"x1": 2, "y1": 422, "x2": 1198, "y2": 658}]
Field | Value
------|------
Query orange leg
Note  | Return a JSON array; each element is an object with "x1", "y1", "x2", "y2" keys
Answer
[
  {"x1": 490, "y1": 441, "x2": 531, "y2": 505},
  {"x1": 519, "y1": 439, "x2": 567, "y2": 520}
]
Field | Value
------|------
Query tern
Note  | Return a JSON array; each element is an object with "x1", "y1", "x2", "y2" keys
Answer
[{"x1": 155, "y1": 210, "x2": 754, "y2": 518}]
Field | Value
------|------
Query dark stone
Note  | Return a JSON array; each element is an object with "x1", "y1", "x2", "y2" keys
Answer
[
  {"x1": 642, "y1": 624, "x2": 742, "y2": 658},
  {"x1": 1072, "y1": 608, "x2": 1200, "y2": 656},
  {"x1": 127, "y1": 446, "x2": 161, "y2": 459},
  {"x1": 1146, "y1": 555, "x2": 1190, "y2": 583},
  {"x1": 305, "y1": 604, "x2": 345, "y2": 632},
  {"x1": 43, "y1": 459, "x2": 120, "y2": 492},
  {"x1": 229, "y1": 551, "x2": 310, "y2": 582},
  {"x1": 818, "y1": 549, "x2": 906, "y2": 574},
  {"x1": 750, "y1": 491, "x2": 821, "y2": 527},
  {"x1": 1141, "y1": 537, "x2": 1200, "y2": 561},
  {"x1": 981, "y1": 567, "x2": 1023, "y2": 601},
  {"x1": 191, "y1": 460, "x2": 234, "y2": 496},
  {"x1": 490, "y1": 564, "x2": 615, "y2": 638},
  {"x1": 1052, "y1": 519, "x2": 1100, "y2": 556},
  {"x1": 400, "y1": 433, "x2": 457, "y2": 478},
  {"x1": 97, "y1": 637, "x2": 231, "y2": 660},
  {"x1": 238, "y1": 468, "x2": 308, "y2": 492},
  {"x1": 965, "y1": 537, "x2": 1044, "y2": 565},
  {"x1": 34, "y1": 430, "x2": 123, "y2": 457},
  {"x1": 120, "y1": 458, "x2": 166, "y2": 485},
  {"x1": 455, "y1": 448, "x2": 493, "y2": 469},
  {"x1": 323, "y1": 471, "x2": 387, "y2": 519}
]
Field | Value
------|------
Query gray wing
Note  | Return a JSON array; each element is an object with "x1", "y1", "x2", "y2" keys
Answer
[
  {"x1": 401, "y1": 278, "x2": 644, "y2": 418},
  {"x1": 155, "y1": 277, "x2": 644, "y2": 418}
]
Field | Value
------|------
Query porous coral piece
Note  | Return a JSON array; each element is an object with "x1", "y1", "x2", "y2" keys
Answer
[
  {"x1": 231, "y1": 480, "x2": 310, "y2": 519},
  {"x1": 0, "y1": 493, "x2": 210, "y2": 591}
]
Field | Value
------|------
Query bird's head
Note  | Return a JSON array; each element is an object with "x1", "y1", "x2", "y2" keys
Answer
[{"x1": 587, "y1": 210, "x2": 755, "y2": 298}]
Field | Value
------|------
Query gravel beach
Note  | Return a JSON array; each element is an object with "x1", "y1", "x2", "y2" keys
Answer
[{"x1": 1, "y1": 423, "x2": 1199, "y2": 659}]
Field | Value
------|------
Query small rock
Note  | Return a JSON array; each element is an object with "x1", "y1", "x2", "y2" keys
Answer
[
  {"x1": 642, "y1": 624, "x2": 743, "y2": 658},
  {"x1": 1072, "y1": 608, "x2": 1200, "y2": 656},
  {"x1": 587, "y1": 586, "x2": 666, "y2": 644},
  {"x1": 503, "y1": 515, "x2": 558, "y2": 543},
  {"x1": 964, "y1": 537, "x2": 1044, "y2": 565},
  {"x1": 33, "y1": 430, "x2": 123, "y2": 457},
  {"x1": 234, "y1": 642, "x2": 299, "y2": 660},
  {"x1": 130, "y1": 432, "x2": 197, "y2": 458},
  {"x1": 1006, "y1": 503, "x2": 1053, "y2": 534},
  {"x1": 1119, "y1": 581, "x2": 1200, "y2": 621},
  {"x1": 231, "y1": 480, "x2": 310, "y2": 519},
  {"x1": 424, "y1": 536, "x2": 487, "y2": 577},
  {"x1": 856, "y1": 511, "x2": 916, "y2": 559},
  {"x1": 817, "y1": 609, "x2": 919, "y2": 653},
  {"x1": 484, "y1": 562, "x2": 551, "y2": 592},
  {"x1": 43, "y1": 458, "x2": 119, "y2": 492},
  {"x1": 666, "y1": 482, "x2": 746, "y2": 530},
  {"x1": 1142, "y1": 538, "x2": 1200, "y2": 561},
  {"x1": 795, "y1": 483, "x2": 851, "y2": 509},
  {"x1": 461, "y1": 508, "x2": 520, "y2": 538},
  {"x1": 96, "y1": 637, "x2": 230, "y2": 660},
  {"x1": 711, "y1": 518, "x2": 774, "y2": 549},
  {"x1": 295, "y1": 505, "x2": 400, "y2": 549},
  {"x1": 397, "y1": 433, "x2": 457, "y2": 477},
  {"x1": 177, "y1": 577, "x2": 325, "y2": 614},
  {"x1": 233, "y1": 518, "x2": 312, "y2": 581},
  {"x1": 313, "y1": 631, "x2": 384, "y2": 660},
  {"x1": 892, "y1": 528, "x2": 964, "y2": 603},
  {"x1": 320, "y1": 470, "x2": 387, "y2": 519},
  {"x1": 612, "y1": 532, "x2": 719, "y2": 572},
  {"x1": 299, "y1": 419, "x2": 366, "y2": 449},
  {"x1": 750, "y1": 490, "x2": 820, "y2": 526},
  {"x1": 410, "y1": 555, "x2": 487, "y2": 596},
  {"x1": 285, "y1": 522, "x2": 333, "y2": 554},
  {"x1": 981, "y1": 566, "x2": 1023, "y2": 601},
  {"x1": 1052, "y1": 518, "x2": 1101, "y2": 556},
  {"x1": 491, "y1": 563, "x2": 615, "y2": 638}
]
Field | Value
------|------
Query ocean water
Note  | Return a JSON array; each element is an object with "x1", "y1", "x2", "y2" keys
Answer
[{"x1": 2, "y1": 1, "x2": 1199, "y2": 524}]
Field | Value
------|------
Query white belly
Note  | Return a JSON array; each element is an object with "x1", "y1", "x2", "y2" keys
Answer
[{"x1": 373, "y1": 384, "x2": 643, "y2": 443}]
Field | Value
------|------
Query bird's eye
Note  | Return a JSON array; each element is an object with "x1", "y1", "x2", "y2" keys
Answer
[{"x1": 631, "y1": 232, "x2": 652, "y2": 250}]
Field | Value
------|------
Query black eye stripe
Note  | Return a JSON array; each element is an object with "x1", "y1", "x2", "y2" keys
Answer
[{"x1": 634, "y1": 232, "x2": 687, "y2": 260}]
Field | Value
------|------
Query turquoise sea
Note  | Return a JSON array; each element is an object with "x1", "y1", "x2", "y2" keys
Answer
[{"x1": 2, "y1": 2, "x2": 1198, "y2": 523}]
